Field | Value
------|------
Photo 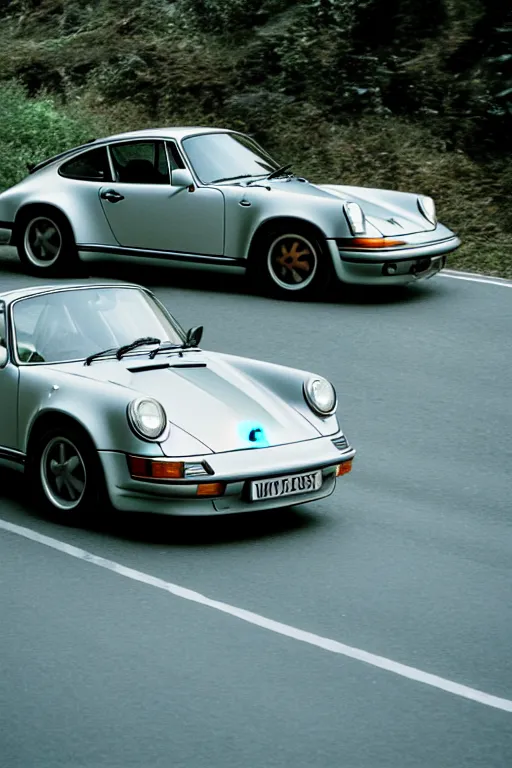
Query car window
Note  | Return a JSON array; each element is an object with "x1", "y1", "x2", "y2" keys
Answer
[
  {"x1": 12, "y1": 288, "x2": 184, "y2": 364},
  {"x1": 109, "y1": 141, "x2": 170, "y2": 184},
  {"x1": 59, "y1": 147, "x2": 111, "y2": 181},
  {"x1": 182, "y1": 132, "x2": 279, "y2": 184}
]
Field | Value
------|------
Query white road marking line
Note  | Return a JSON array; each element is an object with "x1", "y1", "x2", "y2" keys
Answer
[
  {"x1": 440, "y1": 271, "x2": 512, "y2": 288},
  {"x1": 1, "y1": 517, "x2": 511, "y2": 714}
]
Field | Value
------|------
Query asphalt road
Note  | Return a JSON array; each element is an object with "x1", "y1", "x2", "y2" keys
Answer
[{"x1": 1, "y1": 248, "x2": 511, "y2": 767}]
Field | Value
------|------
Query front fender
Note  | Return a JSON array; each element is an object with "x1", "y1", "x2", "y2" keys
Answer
[
  {"x1": 18, "y1": 367, "x2": 165, "y2": 456},
  {"x1": 221, "y1": 183, "x2": 353, "y2": 260}
]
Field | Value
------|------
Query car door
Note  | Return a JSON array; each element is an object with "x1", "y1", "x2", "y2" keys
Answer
[
  {"x1": 0, "y1": 302, "x2": 20, "y2": 454},
  {"x1": 99, "y1": 140, "x2": 225, "y2": 256}
]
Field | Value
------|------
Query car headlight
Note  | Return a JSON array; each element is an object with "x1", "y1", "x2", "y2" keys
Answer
[
  {"x1": 344, "y1": 202, "x2": 366, "y2": 235},
  {"x1": 304, "y1": 377, "x2": 337, "y2": 416},
  {"x1": 417, "y1": 195, "x2": 437, "y2": 226},
  {"x1": 128, "y1": 397, "x2": 168, "y2": 441}
]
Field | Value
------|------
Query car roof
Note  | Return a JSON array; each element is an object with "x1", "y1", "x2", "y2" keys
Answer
[
  {"x1": 28, "y1": 127, "x2": 233, "y2": 174},
  {"x1": 0, "y1": 281, "x2": 146, "y2": 305},
  {"x1": 103, "y1": 126, "x2": 232, "y2": 142}
]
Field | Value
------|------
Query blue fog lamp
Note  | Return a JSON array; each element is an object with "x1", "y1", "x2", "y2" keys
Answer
[{"x1": 237, "y1": 421, "x2": 269, "y2": 447}]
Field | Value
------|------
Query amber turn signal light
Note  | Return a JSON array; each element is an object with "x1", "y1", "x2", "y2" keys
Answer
[
  {"x1": 128, "y1": 456, "x2": 184, "y2": 479},
  {"x1": 350, "y1": 238, "x2": 406, "y2": 248},
  {"x1": 196, "y1": 482, "x2": 226, "y2": 497},
  {"x1": 336, "y1": 461, "x2": 353, "y2": 477}
]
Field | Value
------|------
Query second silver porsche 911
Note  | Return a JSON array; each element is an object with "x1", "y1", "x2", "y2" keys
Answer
[
  {"x1": 0, "y1": 282, "x2": 355, "y2": 524},
  {"x1": 0, "y1": 127, "x2": 460, "y2": 298}
]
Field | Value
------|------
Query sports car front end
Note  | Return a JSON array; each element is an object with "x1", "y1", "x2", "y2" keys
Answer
[
  {"x1": 99, "y1": 429, "x2": 355, "y2": 516},
  {"x1": 91, "y1": 351, "x2": 356, "y2": 516},
  {"x1": 320, "y1": 186, "x2": 461, "y2": 286}
]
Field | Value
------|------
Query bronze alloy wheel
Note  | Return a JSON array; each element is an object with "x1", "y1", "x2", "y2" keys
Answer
[{"x1": 267, "y1": 233, "x2": 318, "y2": 292}]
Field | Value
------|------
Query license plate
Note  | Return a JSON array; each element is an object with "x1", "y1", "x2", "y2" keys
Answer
[{"x1": 250, "y1": 470, "x2": 323, "y2": 502}]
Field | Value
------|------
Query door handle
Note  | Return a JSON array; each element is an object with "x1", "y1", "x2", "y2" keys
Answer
[{"x1": 101, "y1": 189, "x2": 125, "y2": 203}]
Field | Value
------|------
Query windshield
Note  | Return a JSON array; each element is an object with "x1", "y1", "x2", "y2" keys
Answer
[
  {"x1": 12, "y1": 287, "x2": 185, "y2": 365},
  {"x1": 182, "y1": 132, "x2": 280, "y2": 184}
]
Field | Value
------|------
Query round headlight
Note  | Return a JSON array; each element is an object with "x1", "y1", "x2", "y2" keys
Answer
[
  {"x1": 128, "y1": 397, "x2": 168, "y2": 441},
  {"x1": 304, "y1": 377, "x2": 337, "y2": 416},
  {"x1": 418, "y1": 196, "x2": 436, "y2": 226},
  {"x1": 344, "y1": 202, "x2": 366, "y2": 235}
]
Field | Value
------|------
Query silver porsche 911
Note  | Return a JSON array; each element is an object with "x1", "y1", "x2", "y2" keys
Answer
[
  {"x1": 0, "y1": 127, "x2": 460, "y2": 298},
  {"x1": 0, "y1": 282, "x2": 355, "y2": 523}
]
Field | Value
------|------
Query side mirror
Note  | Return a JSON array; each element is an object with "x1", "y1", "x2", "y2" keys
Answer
[
  {"x1": 171, "y1": 168, "x2": 194, "y2": 188},
  {"x1": 184, "y1": 326, "x2": 203, "y2": 348},
  {"x1": 0, "y1": 346, "x2": 8, "y2": 367}
]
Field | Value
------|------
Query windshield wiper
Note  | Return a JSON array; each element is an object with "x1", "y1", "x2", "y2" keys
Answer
[
  {"x1": 245, "y1": 165, "x2": 294, "y2": 186},
  {"x1": 148, "y1": 341, "x2": 183, "y2": 359},
  {"x1": 116, "y1": 336, "x2": 161, "y2": 359},
  {"x1": 148, "y1": 338, "x2": 203, "y2": 359},
  {"x1": 85, "y1": 336, "x2": 160, "y2": 366},
  {"x1": 266, "y1": 163, "x2": 293, "y2": 180},
  {"x1": 209, "y1": 174, "x2": 254, "y2": 184}
]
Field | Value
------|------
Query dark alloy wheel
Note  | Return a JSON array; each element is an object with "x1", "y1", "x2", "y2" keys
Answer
[
  {"x1": 16, "y1": 208, "x2": 80, "y2": 277},
  {"x1": 27, "y1": 424, "x2": 107, "y2": 526}
]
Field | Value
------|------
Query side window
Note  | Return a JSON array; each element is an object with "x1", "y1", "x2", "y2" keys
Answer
[
  {"x1": 109, "y1": 141, "x2": 170, "y2": 184},
  {"x1": 60, "y1": 147, "x2": 111, "y2": 181}
]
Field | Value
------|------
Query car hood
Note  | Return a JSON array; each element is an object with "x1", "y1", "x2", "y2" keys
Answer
[
  {"x1": 62, "y1": 353, "x2": 322, "y2": 453},
  {"x1": 260, "y1": 178, "x2": 433, "y2": 236},
  {"x1": 318, "y1": 183, "x2": 433, "y2": 235}
]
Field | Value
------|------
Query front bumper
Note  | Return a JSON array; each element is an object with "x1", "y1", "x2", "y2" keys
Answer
[
  {"x1": 327, "y1": 235, "x2": 461, "y2": 286},
  {"x1": 98, "y1": 433, "x2": 355, "y2": 515}
]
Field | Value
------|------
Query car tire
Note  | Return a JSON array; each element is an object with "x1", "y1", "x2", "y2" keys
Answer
[
  {"x1": 16, "y1": 207, "x2": 81, "y2": 277},
  {"x1": 249, "y1": 225, "x2": 333, "y2": 300},
  {"x1": 27, "y1": 423, "x2": 108, "y2": 526}
]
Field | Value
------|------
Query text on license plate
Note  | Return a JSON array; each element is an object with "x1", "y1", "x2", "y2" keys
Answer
[{"x1": 250, "y1": 470, "x2": 323, "y2": 501}]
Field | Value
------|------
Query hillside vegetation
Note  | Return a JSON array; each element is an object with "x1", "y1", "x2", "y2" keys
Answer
[{"x1": 0, "y1": 0, "x2": 510, "y2": 276}]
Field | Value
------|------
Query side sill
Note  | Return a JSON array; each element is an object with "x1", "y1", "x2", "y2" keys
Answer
[
  {"x1": 77, "y1": 244, "x2": 246, "y2": 269},
  {"x1": 0, "y1": 448, "x2": 26, "y2": 472}
]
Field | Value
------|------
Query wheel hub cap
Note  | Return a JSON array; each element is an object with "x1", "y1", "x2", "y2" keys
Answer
[
  {"x1": 277, "y1": 241, "x2": 311, "y2": 279},
  {"x1": 25, "y1": 217, "x2": 62, "y2": 267},
  {"x1": 268, "y1": 234, "x2": 318, "y2": 290},
  {"x1": 41, "y1": 438, "x2": 86, "y2": 510}
]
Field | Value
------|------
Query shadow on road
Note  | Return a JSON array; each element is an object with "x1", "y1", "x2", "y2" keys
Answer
[
  {"x1": 92, "y1": 260, "x2": 446, "y2": 308},
  {"x1": 0, "y1": 467, "x2": 326, "y2": 547},
  {"x1": 100, "y1": 506, "x2": 324, "y2": 548},
  {"x1": 0, "y1": 247, "x2": 448, "y2": 308}
]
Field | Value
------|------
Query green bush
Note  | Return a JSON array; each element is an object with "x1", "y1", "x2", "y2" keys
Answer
[{"x1": 0, "y1": 82, "x2": 97, "y2": 190}]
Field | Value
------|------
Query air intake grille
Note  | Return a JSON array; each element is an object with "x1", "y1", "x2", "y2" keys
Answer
[{"x1": 332, "y1": 435, "x2": 348, "y2": 452}]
